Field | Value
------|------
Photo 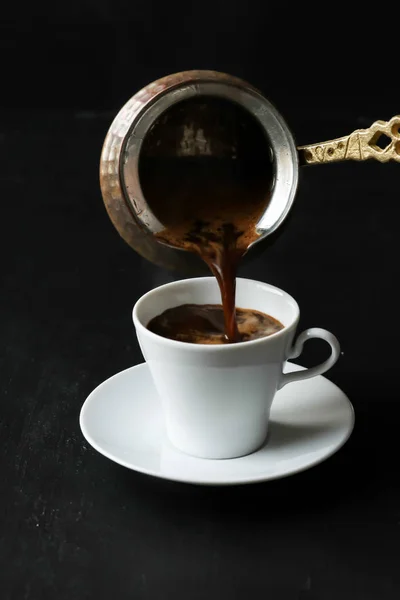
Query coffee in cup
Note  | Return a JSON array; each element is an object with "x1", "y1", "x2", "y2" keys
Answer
[{"x1": 147, "y1": 304, "x2": 284, "y2": 345}]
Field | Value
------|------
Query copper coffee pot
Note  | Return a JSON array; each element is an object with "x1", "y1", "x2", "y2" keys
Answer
[{"x1": 100, "y1": 70, "x2": 399, "y2": 272}]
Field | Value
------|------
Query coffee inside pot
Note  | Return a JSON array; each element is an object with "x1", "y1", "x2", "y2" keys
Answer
[{"x1": 139, "y1": 96, "x2": 273, "y2": 250}]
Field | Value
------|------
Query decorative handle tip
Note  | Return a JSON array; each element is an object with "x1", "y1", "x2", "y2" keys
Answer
[{"x1": 298, "y1": 115, "x2": 400, "y2": 165}]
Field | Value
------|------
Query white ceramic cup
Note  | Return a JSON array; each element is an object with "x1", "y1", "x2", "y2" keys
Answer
[{"x1": 133, "y1": 277, "x2": 340, "y2": 460}]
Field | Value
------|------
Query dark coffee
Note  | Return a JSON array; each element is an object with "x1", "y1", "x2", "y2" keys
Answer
[
  {"x1": 139, "y1": 97, "x2": 274, "y2": 342},
  {"x1": 147, "y1": 304, "x2": 284, "y2": 345}
]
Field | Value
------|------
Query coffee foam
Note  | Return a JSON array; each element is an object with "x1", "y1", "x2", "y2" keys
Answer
[{"x1": 147, "y1": 304, "x2": 284, "y2": 345}]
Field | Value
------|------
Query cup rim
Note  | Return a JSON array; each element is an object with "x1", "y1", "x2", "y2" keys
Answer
[{"x1": 132, "y1": 277, "x2": 300, "y2": 352}]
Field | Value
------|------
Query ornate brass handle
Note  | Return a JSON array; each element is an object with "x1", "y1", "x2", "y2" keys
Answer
[{"x1": 298, "y1": 115, "x2": 400, "y2": 165}]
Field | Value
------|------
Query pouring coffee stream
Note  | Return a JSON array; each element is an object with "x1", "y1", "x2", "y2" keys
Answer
[{"x1": 100, "y1": 71, "x2": 399, "y2": 341}]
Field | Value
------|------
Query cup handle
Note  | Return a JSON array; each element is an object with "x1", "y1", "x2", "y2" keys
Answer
[{"x1": 279, "y1": 328, "x2": 340, "y2": 389}]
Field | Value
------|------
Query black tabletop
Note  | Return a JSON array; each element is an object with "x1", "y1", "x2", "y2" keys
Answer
[{"x1": 1, "y1": 103, "x2": 400, "y2": 599}]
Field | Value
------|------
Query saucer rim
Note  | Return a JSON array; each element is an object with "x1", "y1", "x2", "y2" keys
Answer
[{"x1": 79, "y1": 362, "x2": 355, "y2": 486}]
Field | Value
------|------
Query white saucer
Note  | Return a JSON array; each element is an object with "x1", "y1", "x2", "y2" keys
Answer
[{"x1": 80, "y1": 363, "x2": 354, "y2": 486}]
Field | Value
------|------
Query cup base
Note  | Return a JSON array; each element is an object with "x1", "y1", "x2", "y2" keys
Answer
[{"x1": 167, "y1": 429, "x2": 268, "y2": 460}]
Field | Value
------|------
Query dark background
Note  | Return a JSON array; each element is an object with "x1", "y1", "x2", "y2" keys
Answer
[{"x1": 1, "y1": 4, "x2": 399, "y2": 600}]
